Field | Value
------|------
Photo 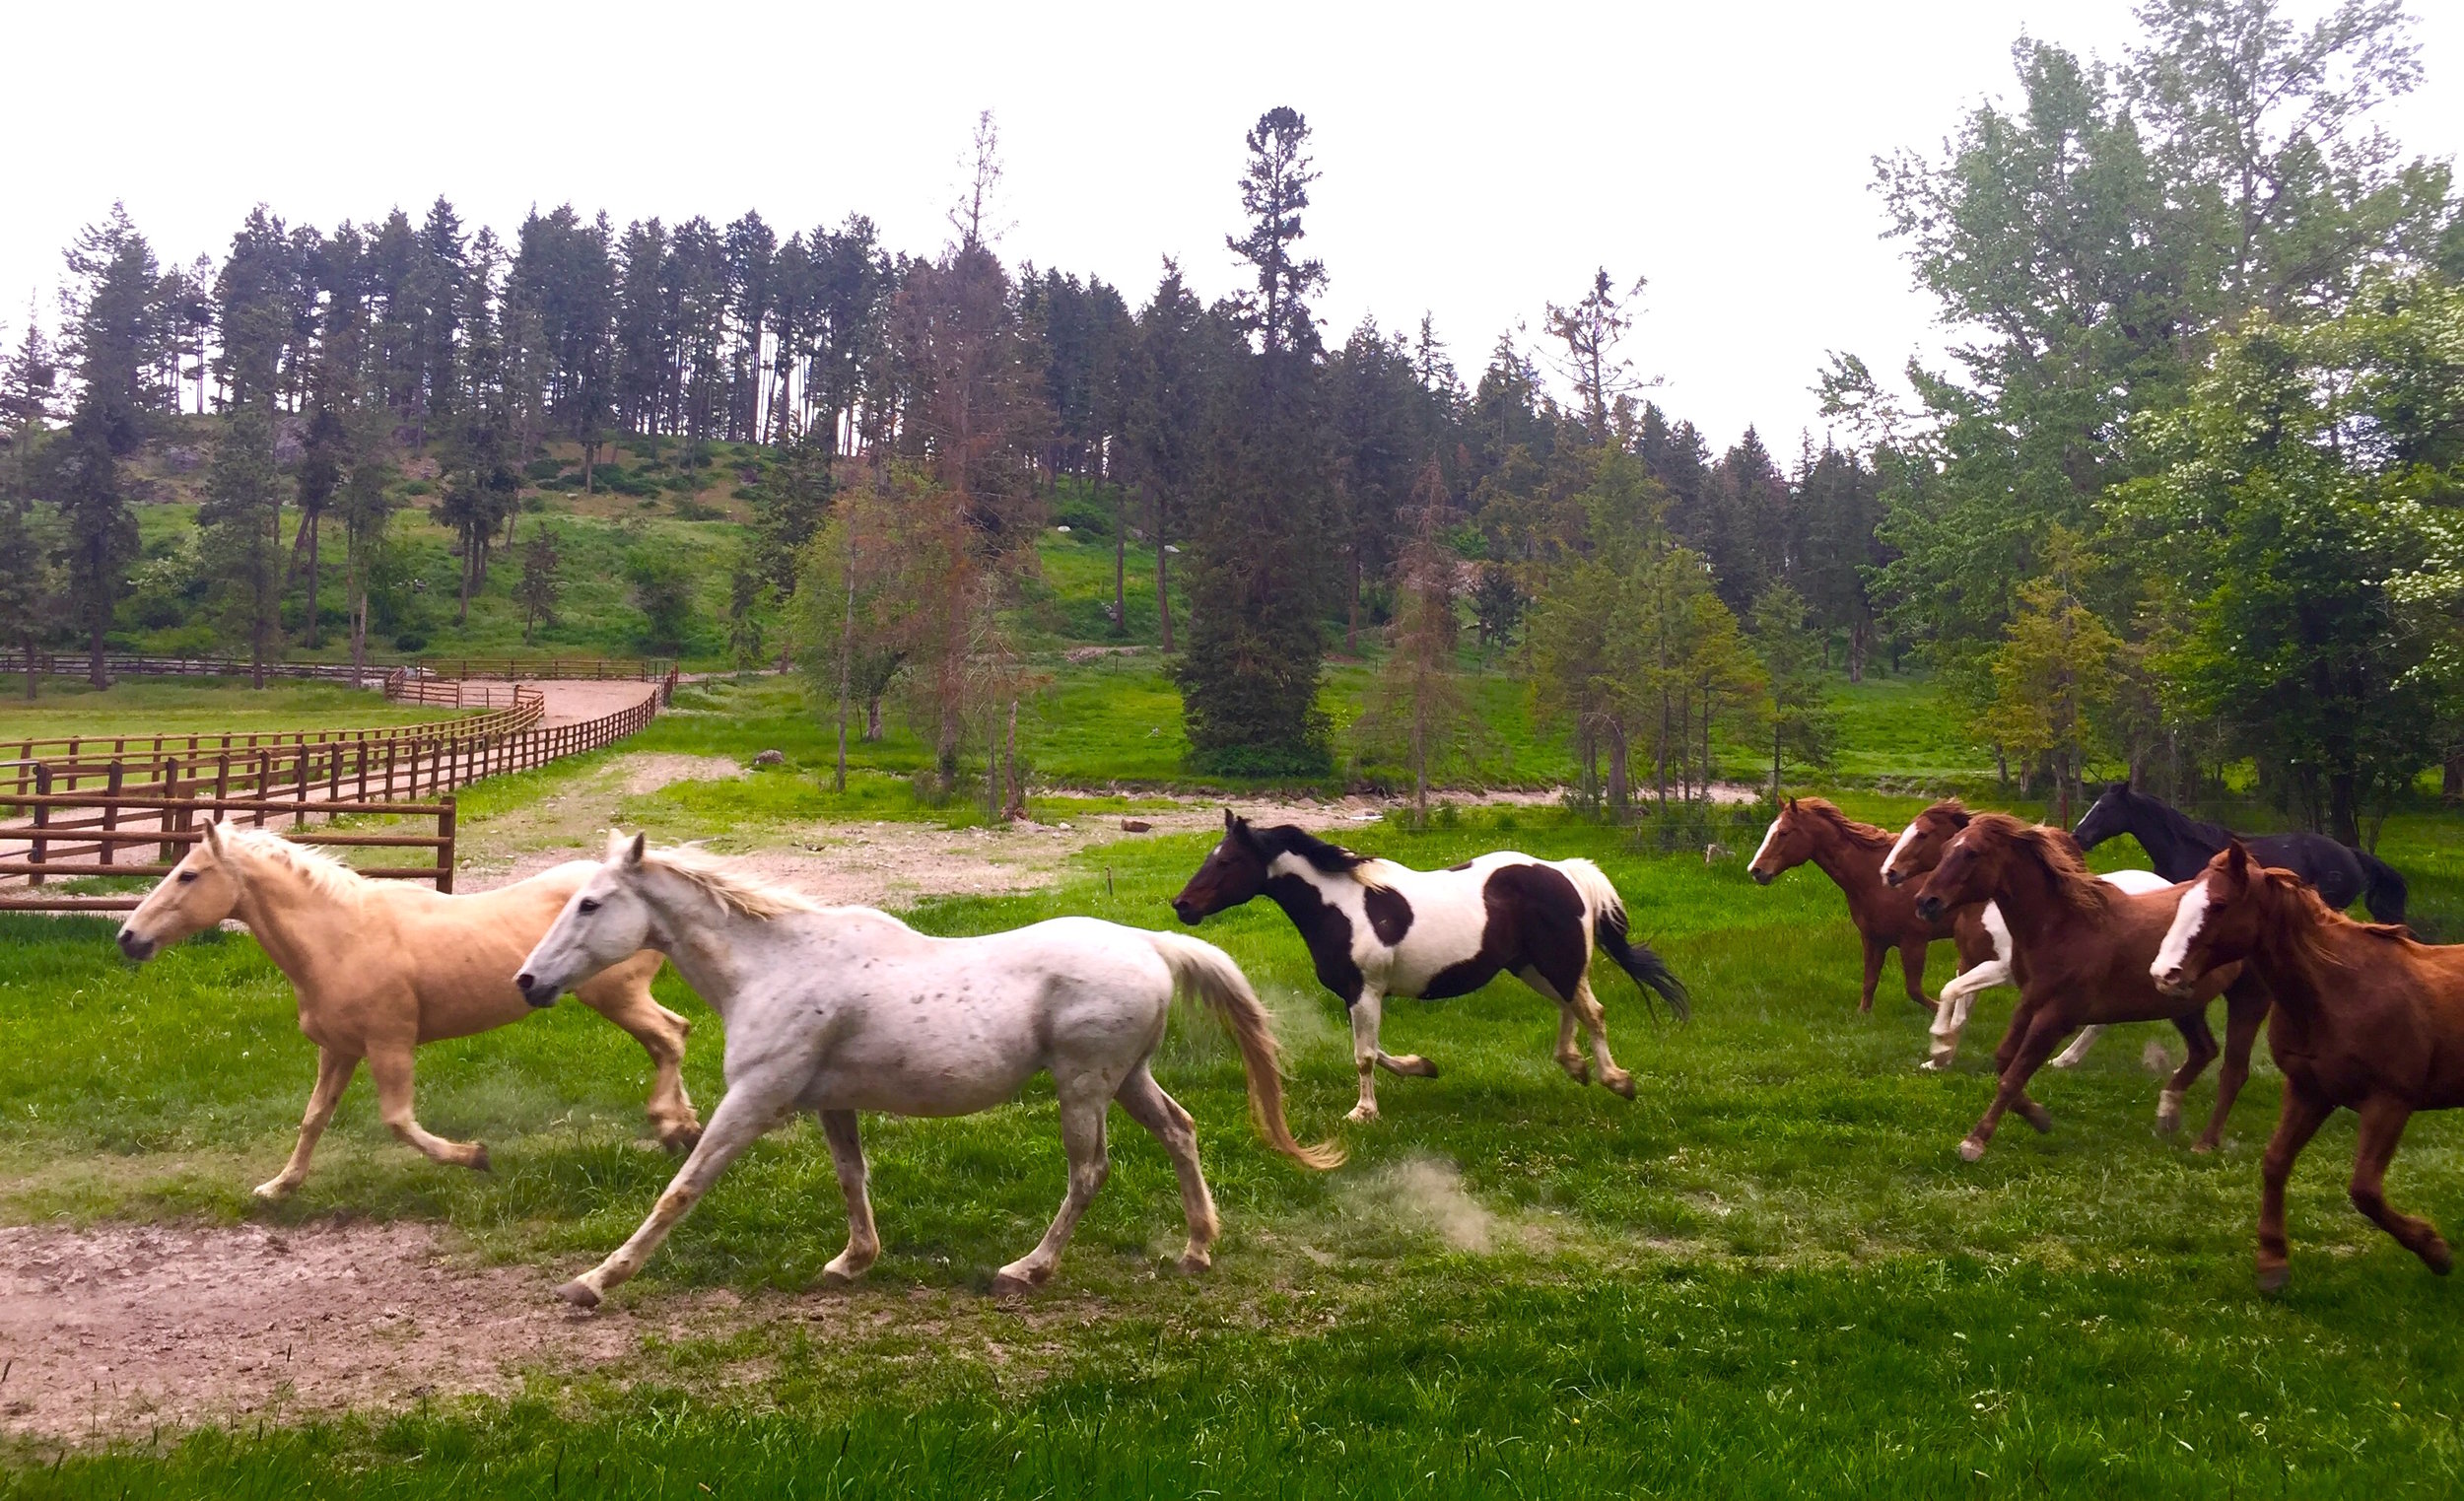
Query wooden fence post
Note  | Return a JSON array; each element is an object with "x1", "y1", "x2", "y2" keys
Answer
[
  {"x1": 160, "y1": 759, "x2": 183, "y2": 866},
  {"x1": 29, "y1": 764, "x2": 49, "y2": 886},
  {"x1": 437, "y1": 795, "x2": 456, "y2": 894},
  {"x1": 102, "y1": 762, "x2": 122, "y2": 867}
]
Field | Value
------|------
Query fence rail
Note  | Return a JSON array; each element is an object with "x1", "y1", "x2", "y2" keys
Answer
[
  {"x1": 14, "y1": 649, "x2": 672, "y2": 686},
  {"x1": 0, "y1": 671, "x2": 674, "y2": 914}
]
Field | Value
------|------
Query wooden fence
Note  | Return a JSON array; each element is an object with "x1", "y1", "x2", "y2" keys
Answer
[
  {"x1": 0, "y1": 672, "x2": 674, "y2": 914},
  {"x1": 0, "y1": 795, "x2": 456, "y2": 913},
  {"x1": 15, "y1": 649, "x2": 670, "y2": 686}
]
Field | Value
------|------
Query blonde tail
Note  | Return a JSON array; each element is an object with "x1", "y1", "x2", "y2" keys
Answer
[{"x1": 1145, "y1": 931, "x2": 1345, "y2": 1171}]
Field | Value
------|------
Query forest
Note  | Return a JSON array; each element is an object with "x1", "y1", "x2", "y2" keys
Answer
[{"x1": 5, "y1": 0, "x2": 2463, "y2": 847}]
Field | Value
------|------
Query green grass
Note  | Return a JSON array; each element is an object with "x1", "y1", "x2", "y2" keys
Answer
[
  {"x1": 0, "y1": 675, "x2": 466, "y2": 740},
  {"x1": 8, "y1": 805, "x2": 2464, "y2": 1493}
]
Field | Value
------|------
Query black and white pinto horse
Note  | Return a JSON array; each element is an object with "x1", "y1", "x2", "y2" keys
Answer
[
  {"x1": 1170, "y1": 812, "x2": 1689, "y2": 1121},
  {"x1": 2072, "y1": 782, "x2": 2408, "y2": 923}
]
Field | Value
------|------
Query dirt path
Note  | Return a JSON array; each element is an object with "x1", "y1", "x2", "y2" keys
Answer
[
  {"x1": 0, "y1": 1220, "x2": 760, "y2": 1440},
  {"x1": 524, "y1": 678, "x2": 658, "y2": 728}
]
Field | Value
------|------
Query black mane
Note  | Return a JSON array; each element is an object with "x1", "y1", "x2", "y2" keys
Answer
[
  {"x1": 1245, "y1": 821, "x2": 1376, "y2": 876},
  {"x1": 2118, "y1": 785, "x2": 2233, "y2": 854}
]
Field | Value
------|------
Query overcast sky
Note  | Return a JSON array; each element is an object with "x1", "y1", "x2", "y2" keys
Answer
[{"x1": 9, "y1": 0, "x2": 2459, "y2": 453}]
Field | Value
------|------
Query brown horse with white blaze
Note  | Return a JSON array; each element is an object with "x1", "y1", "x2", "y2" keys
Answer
[
  {"x1": 2154, "y1": 841, "x2": 2463, "y2": 1291},
  {"x1": 1746, "y1": 797, "x2": 1999, "y2": 1019},
  {"x1": 115, "y1": 822, "x2": 700, "y2": 1196},
  {"x1": 1910, "y1": 812, "x2": 2268, "y2": 1161}
]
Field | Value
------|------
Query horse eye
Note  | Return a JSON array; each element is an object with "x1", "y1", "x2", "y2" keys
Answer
[
  {"x1": 577, "y1": 898, "x2": 601, "y2": 915},
  {"x1": 176, "y1": 870, "x2": 199, "y2": 884}
]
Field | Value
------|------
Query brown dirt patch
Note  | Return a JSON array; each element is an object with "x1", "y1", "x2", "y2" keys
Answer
[{"x1": 0, "y1": 1219, "x2": 757, "y2": 1440}]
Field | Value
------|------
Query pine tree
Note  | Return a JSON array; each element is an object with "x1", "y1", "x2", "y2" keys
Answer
[
  {"x1": 515, "y1": 521, "x2": 561, "y2": 642},
  {"x1": 1749, "y1": 581, "x2": 1836, "y2": 801},
  {"x1": 1359, "y1": 462, "x2": 1470, "y2": 823},
  {"x1": 0, "y1": 496, "x2": 63, "y2": 698},
  {"x1": 198, "y1": 402, "x2": 286, "y2": 686}
]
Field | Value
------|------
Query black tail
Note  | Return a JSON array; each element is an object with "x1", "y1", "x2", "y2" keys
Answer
[
  {"x1": 1598, "y1": 909, "x2": 1690, "y2": 1022},
  {"x1": 2359, "y1": 849, "x2": 2410, "y2": 926}
]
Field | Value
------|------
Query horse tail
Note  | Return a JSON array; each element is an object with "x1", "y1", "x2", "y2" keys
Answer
[
  {"x1": 1142, "y1": 931, "x2": 1345, "y2": 1171},
  {"x1": 1557, "y1": 858, "x2": 1691, "y2": 1021},
  {"x1": 2358, "y1": 849, "x2": 2410, "y2": 926}
]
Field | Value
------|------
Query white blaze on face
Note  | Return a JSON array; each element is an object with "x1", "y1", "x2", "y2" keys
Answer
[
  {"x1": 1884, "y1": 820, "x2": 1924, "y2": 880},
  {"x1": 2153, "y1": 877, "x2": 2214, "y2": 983},
  {"x1": 1750, "y1": 816, "x2": 1785, "y2": 870}
]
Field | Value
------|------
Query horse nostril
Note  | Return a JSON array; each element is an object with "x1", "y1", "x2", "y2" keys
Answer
[{"x1": 515, "y1": 973, "x2": 535, "y2": 993}]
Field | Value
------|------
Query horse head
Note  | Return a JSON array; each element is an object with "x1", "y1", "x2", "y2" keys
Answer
[
  {"x1": 1746, "y1": 798, "x2": 1816, "y2": 886},
  {"x1": 117, "y1": 818, "x2": 245, "y2": 963},
  {"x1": 1882, "y1": 801, "x2": 1970, "y2": 888},
  {"x1": 1911, "y1": 815, "x2": 2017, "y2": 921},
  {"x1": 2072, "y1": 781, "x2": 2136, "y2": 852},
  {"x1": 2154, "y1": 840, "x2": 2268, "y2": 996},
  {"x1": 1171, "y1": 810, "x2": 1274, "y2": 923},
  {"x1": 515, "y1": 830, "x2": 653, "y2": 1008}
]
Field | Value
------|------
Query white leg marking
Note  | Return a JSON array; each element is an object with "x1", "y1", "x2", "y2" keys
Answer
[{"x1": 2050, "y1": 1025, "x2": 2101, "y2": 1069}]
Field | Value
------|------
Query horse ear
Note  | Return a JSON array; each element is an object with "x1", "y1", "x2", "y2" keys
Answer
[
  {"x1": 605, "y1": 828, "x2": 630, "y2": 862},
  {"x1": 1785, "y1": 796, "x2": 1798, "y2": 812},
  {"x1": 2224, "y1": 839, "x2": 2254, "y2": 879},
  {"x1": 624, "y1": 832, "x2": 647, "y2": 867},
  {"x1": 2109, "y1": 782, "x2": 2130, "y2": 795},
  {"x1": 201, "y1": 817, "x2": 226, "y2": 855},
  {"x1": 1223, "y1": 807, "x2": 1236, "y2": 833}
]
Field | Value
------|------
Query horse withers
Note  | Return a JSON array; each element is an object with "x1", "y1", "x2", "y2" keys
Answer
[
  {"x1": 116, "y1": 821, "x2": 701, "y2": 1197},
  {"x1": 1910, "y1": 813, "x2": 2268, "y2": 1161},
  {"x1": 516, "y1": 833, "x2": 1341, "y2": 1306},
  {"x1": 1170, "y1": 811, "x2": 1687, "y2": 1122},
  {"x1": 2074, "y1": 781, "x2": 2407, "y2": 922},
  {"x1": 2154, "y1": 841, "x2": 2461, "y2": 1291}
]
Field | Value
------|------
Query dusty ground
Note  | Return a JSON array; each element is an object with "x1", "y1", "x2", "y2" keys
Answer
[{"x1": 525, "y1": 678, "x2": 660, "y2": 728}]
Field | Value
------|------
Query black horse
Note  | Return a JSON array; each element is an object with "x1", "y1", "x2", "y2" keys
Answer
[{"x1": 2071, "y1": 782, "x2": 2407, "y2": 923}]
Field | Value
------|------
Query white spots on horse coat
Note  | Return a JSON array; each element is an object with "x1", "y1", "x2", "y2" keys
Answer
[
  {"x1": 2154, "y1": 878, "x2": 2213, "y2": 984},
  {"x1": 1750, "y1": 816, "x2": 1784, "y2": 871}
]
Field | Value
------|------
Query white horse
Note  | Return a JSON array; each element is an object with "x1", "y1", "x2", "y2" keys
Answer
[{"x1": 513, "y1": 833, "x2": 1343, "y2": 1306}]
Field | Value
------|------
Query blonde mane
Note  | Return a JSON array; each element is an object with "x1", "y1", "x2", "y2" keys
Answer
[
  {"x1": 640, "y1": 844, "x2": 820, "y2": 920},
  {"x1": 218, "y1": 825, "x2": 374, "y2": 901}
]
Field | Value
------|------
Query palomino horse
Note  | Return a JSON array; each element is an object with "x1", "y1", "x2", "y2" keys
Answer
[
  {"x1": 1169, "y1": 811, "x2": 1688, "y2": 1122},
  {"x1": 1746, "y1": 797, "x2": 1999, "y2": 1021},
  {"x1": 2075, "y1": 781, "x2": 2407, "y2": 922},
  {"x1": 1879, "y1": 799, "x2": 2175, "y2": 1069},
  {"x1": 2154, "y1": 842, "x2": 2460, "y2": 1291},
  {"x1": 1909, "y1": 813, "x2": 2268, "y2": 1161},
  {"x1": 116, "y1": 822, "x2": 700, "y2": 1197},
  {"x1": 515, "y1": 833, "x2": 1341, "y2": 1305}
]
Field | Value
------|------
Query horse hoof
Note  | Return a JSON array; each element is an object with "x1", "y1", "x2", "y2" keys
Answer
[
  {"x1": 1177, "y1": 1250, "x2": 1212, "y2": 1276},
  {"x1": 2190, "y1": 1139, "x2": 2218, "y2": 1156},
  {"x1": 1957, "y1": 1137, "x2": 1987, "y2": 1163},
  {"x1": 1396, "y1": 1055, "x2": 1439, "y2": 1078},
  {"x1": 820, "y1": 1260, "x2": 870, "y2": 1288},
  {"x1": 2254, "y1": 1263, "x2": 2290, "y2": 1294},
  {"x1": 1560, "y1": 1060, "x2": 1591, "y2": 1085},
  {"x1": 467, "y1": 1144, "x2": 493, "y2": 1174},
  {"x1": 555, "y1": 1278, "x2": 601, "y2": 1309},
  {"x1": 1605, "y1": 1072, "x2": 1637, "y2": 1101},
  {"x1": 660, "y1": 1126, "x2": 704, "y2": 1154},
  {"x1": 2156, "y1": 1114, "x2": 2182, "y2": 1137},
  {"x1": 1920, "y1": 1057, "x2": 1951, "y2": 1072},
  {"x1": 2427, "y1": 1242, "x2": 2454, "y2": 1277},
  {"x1": 2017, "y1": 1103, "x2": 2053, "y2": 1134},
  {"x1": 1344, "y1": 1105, "x2": 1379, "y2": 1124},
  {"x1": 990, "y1": 1269, "x2": 1041, "y2": 1298},
  {"x1": 251, "y1": 1179, "x2": 296, "y2": 1201}
]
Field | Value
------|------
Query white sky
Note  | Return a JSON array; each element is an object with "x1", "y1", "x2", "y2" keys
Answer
[{"x1": 8, "y1": 0, "x2": 2459, "y2": 455}]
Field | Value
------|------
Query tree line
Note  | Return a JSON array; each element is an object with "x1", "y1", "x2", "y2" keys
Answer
[{"x1": 5, "y1": 0, "x2": 2461, "y2": 844}]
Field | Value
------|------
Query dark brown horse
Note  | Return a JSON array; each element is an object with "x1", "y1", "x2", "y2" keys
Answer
[
  {"x1": 1747, "y1": 798, "x2": 1999, "y2": 1026},
  {"x1": 1910, "y1": 813, "x2": 2268, "y2": 1161},
  {"x1": 2154, "y1": 841, "x2": 2461, "y2": 1291}
]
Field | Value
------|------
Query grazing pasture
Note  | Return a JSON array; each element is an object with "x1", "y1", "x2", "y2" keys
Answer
[{"x1": 6, "y1": 800, "x2": 2464, "y2": 1494}]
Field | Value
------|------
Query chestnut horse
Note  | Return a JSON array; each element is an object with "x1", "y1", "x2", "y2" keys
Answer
[
  {"x1": 2154, "y1": 841, "x2": 2461, "y2": 1291},
  {"x1": 1881, "y1": 800, "x2": 2175, "y2": 1069},
  {"x1": 1746, "y1": 797, "x2": 1999, "y2": 1020},
  {"x1": 1910, "y1": 813, "x2": 2268, "y2": 1161}
]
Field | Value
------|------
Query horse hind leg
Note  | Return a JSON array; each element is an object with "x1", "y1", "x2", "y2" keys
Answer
[
  {"x1": 1960, "y1": 1008, "x2": 2069, "y2": 1161},
  {"x1": 255, "y1": 1047, "x2": 360, "y2": 1199},
  {"x1": 1115, "y1": 1063, "x2": 1220, "y2": 1275},
  {"x1": 2049, "y1": 1025, "x2": 2102, "y2": 1069},
  {"x1": 994, "y1": 1081, "x2": 1113, "y2": 1295},
  {"x1": 366, "y1": 1039, "x2": 491, "y2": 1173},
  {"x1": 1552, "y1": 1003, "x2": 1590, "y2": 1085},
  {"x1": 2348, "y1": 1095, "x2": 2451, "y2": 1275},
  {"x1": 817, "y1": 1109, "x2": 880, "y2": 1286},
  {"x1": 2192, "y1": 987, "x2": 2266, "y2": 1153},
  {"x1": 2158, "y1": 1012, "x2": 2220, "y2": 1137},
  {"x1": 1926, "y1": 962, "x2": 2003, "y2": 1070},
  {"x1": 1570, "y1": 977, "x2": 1634, "y2": 1100},
  {"x1": 576, "y1": 960, "x2": 702, "y2": 1152}
]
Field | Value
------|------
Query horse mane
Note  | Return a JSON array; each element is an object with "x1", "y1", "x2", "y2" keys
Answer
[
  {"x1": 2124, "y1": 785, "x2": 2233, "y2": 852},
  {"x1": 1791, "y1": 797, "x2": 1895, "y2": 852},
  {"x1": 2256, "y1": 865, "x2": 2417, "y2": 987},
  {"x1": 1964, "y1": 812, "x2": 2110, "y2": 915},
  {"x1": 641, "y1": 845, "x2": 821, "y2": 920},
  {"x1": 1247, "y1": 823, "x2": 1396, "y2": 888},
  {"x1": 221, "y1": 826, "x2": 373, "y2": 901}
]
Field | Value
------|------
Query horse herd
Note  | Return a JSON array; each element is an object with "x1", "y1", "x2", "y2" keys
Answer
[{"x1": 101, "y1": 785, "x2": 2453, "y2": 1302}]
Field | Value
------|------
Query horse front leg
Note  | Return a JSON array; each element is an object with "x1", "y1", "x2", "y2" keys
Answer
[
  {"x1": 2048, "y1": 1025, "x2": 2101, "y2": 1069},
  {"x1": 578, "y1": 965, "x2": 703, "y2": 1152},
  {"x1": 1960, "y1": 1008, "x2": 2069, "y2": 1161},
  {"x1": 1858, "y1": 934, "x2": 1884, "y2": 1014},
  {"x1": 816, "y1": 1108, "x2": 879, "y2": 1286},
  {"x1": 1346, "y1": 991, "x2": 1386, "y2": 1122},
  {"x1": 367, "y1": 1037, "x2": 490, "y2": 1173},
  {"x1": 2348, "y1": 1094, "x2": 2451, "y2": 1276},
  {"x1": 255, "y1": 1046, "x2": 360, "y2": 1199},
  {"x1": 2256, "y1": 1082, "x2": 2334, "y2": 1292},
  {"x1": 1570, "y1": 978, "x2": 1635, "y2": 1100},
  {"x1": 1896, "y1": 941, "x2": 1934, "y2": 1012},
  {"x1": 2192, "y1": 986, "x2": 2268, "y2": 1153},
  {"x1": 1115, "y1": 1062, "x2": 1219, "y2": 1274},
  {"x1": 994, "y1": 1082, "x2": 1112, "y2": 1294},
  {"x1": 559, "y1": 1083, "x2": 797, "y2": 1308},
  {"x1": 1926, "y1": 961, "x2": 2005, "y2": 1070},
  {"x1": 2158, "y1": 1011, "x2": 2220, "y2": 1137}
]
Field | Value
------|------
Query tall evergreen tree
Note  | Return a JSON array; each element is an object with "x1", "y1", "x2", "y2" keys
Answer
[{"x1": 198, "y1": 402, "x2": 286, "y2": 686}]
